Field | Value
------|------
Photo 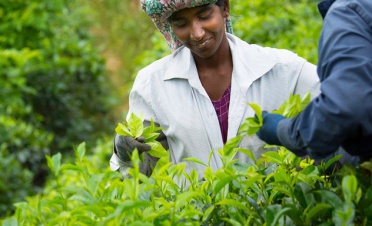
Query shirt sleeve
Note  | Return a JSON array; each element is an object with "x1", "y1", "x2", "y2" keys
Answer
[
  {"x1": 110, "y1": 70, "x2": 160, "y2": 176},
  {"x1": 293, "y1": 61, "x2": 320, "y2": 98},
  {"x1": 277, "y1": 1, "x2": 372, "y2": 159}
]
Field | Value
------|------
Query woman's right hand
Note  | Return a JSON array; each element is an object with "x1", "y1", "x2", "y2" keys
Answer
[{"x1": 114, "y1": 134, "x2": 152, "y2": 162}]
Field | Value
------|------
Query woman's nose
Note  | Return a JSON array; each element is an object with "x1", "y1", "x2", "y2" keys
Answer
[{"x1": 190, "y1": 20, "x2": 204, "y2": 41}]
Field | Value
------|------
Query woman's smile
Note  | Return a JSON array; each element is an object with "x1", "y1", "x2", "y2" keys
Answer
[{"x1": 192, "y1": 37, "x2": 212, "y2": 49}]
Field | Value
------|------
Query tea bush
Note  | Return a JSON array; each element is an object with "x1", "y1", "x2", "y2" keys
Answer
[
  {"x1": 0, "y1": 0, "x2": 112, "y2": 215},
  {"x1": 0, "y1": 48, "x2": 52, "y2": 216},
  {"x1": 2, "y1": 95, "x2": 371, "y2": 225},
  {"x1": 2, "y1": 133, "x2": 371, "y2": 225}
]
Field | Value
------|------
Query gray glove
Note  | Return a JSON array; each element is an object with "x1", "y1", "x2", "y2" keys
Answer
[
  {"x1": 114, "y1": 129, "x2": 169, "y2": 162},
  {"x1": 114, "y1": 134, "x2": 152, "y2": 162}
]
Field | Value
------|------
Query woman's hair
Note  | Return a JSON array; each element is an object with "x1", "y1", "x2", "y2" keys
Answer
[{"x1": 215, "y1": 0, "x2": 225, "y2": 7}]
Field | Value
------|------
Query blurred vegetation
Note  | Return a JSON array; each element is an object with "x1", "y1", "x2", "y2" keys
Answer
[
  {"x1": 232, "y1": 0, "x2": 322, "y2": 64},
  {"x1": 86, "y1": 0, "x2": 157, "y2": 116},
  {"x1": 0, "y1": 0, "x2": 114, "y2": 215},
  {"x1": 0, "y1": 0, "x2": 323, "y2": 219}
]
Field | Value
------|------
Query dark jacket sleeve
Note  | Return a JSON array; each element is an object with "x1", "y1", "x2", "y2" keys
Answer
[{"x1": 277, "y1": 0, "x2": 372, "y2": 160}]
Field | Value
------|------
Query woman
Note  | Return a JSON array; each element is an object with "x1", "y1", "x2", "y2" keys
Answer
[{"x1": 110, "y1": 0, "x2": 320, "y2": 177}]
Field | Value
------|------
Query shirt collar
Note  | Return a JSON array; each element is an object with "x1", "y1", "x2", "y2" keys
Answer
[{"x1": 163, "y1": 33, "x2": 277, "y2": 84}]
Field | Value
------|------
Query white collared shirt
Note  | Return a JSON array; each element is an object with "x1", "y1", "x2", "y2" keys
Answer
[{"x1": 110, "y1": 34, "x2": 320, "y2": 177}]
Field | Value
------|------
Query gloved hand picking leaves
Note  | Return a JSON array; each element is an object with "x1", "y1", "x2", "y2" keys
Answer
[{"x1": 115, "y1": 113, "x2": 168, "y2": 162}]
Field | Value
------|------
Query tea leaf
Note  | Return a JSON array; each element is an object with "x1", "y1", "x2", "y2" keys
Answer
[
  {"x1": 323, "y1": 154, "x2": 342, "y2": 171},
  {"x1": 264, "y1": 205, "x2": 292, "y2": 226},
  {"x1": 312, "y1": 190, "x2": 343, "y2": 208},
  {"x1": 118, "y1": 200, "x2": 152, "y2": 212},
  {"x1": 248, "y1": 102, "x2": 263, "y2": 124},
  {"x1": 202, "y1": 205, "x2": 215, "y2": 222},
  {"x1": 183, "y1": 157, "x2": 208, "y2": 167},
  {"x1": 305, "y1": 203, "x2": 332, "y2": 223},
  {"x1": 46, "y1": 153, "x2": 62, "y2": 176},
  {"x1": 175, "y1": 191, "x2": 201, "y2": 209},
  {"x1": 128, "y1": 113, "x2": 144, "y2": 138},
  {"x1": 261, "y1": 151, "x2": 283, "y2": 164},
  {"x1": 74, "y1": 142, "x2": 86, "y2": 162},
  {"x1": 360, "y1": 160, "x2": 372, "y2": 174},
  {"x1": 294, "y1": 182, "x2": 313, "y2": 209},
  {"x1": 213, "y1": 176, "x2": 233, "y2": 194},
  {"x1": 144, "y1": 133, "x2": 159, "y2": 143},
  {"x1": 333, "y1": 202, "x2": 355, "y2": 226},
  {"x1": 241, "y1": 117, "x2": 261, "y2": 135},
  {"x1": 216, "y1": 199, "x2": 250, "y2": 212},
  {"x1": 115, "y1": 122, "x2": 132, "y2": 136},
  {"x1": 60, "y1": 163, "x2": 83, "y2": 173},
  {"x1": 147, "y1": 142, "x2": 168, "y2": 158},
  {"x1": 342, "y1": 175, "x2": 358, "y2": 203}
]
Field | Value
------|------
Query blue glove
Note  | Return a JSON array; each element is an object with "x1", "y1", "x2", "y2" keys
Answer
[{"x1": 257, "y1": 111, "x2": 285, "y2": 146}]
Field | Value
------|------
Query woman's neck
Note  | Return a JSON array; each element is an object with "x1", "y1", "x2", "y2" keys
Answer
[
  {"x1": 193, "y1": 37, "x2": 233, "y2": 100},
  {"x1": 193, "y1": 37, "x2": 232, "y2": 70}
]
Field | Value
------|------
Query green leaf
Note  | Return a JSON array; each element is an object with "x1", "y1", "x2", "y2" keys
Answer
[
  {"x1": 128, "y1": 222, "x2": 153, "y2": 226},
  {"x1": 74, "y1": 142, "x2": 86, "y2": 162},
  {"x1": 323, "y1": 154, "x2": 342, "y2": 171},
  {"x1": 128, "y1": 113, "x2": 144, "y2": 138},
  {"x1": 248, "y1": 102, "x2": 262, "y2": 124},
  {"x1": 213, "y1": 176, "x2": 233, "y2": 194},
  {"x1": 312, "y1": 190, "x2": 343, "y2": 208},
  {"x1": 115, "y1": 122, "x2": 132, "y2": 136},
  {"x1": 300, "y1": 92, "x2": 311, "y2": 111},
  {"x1": 305, "y1": 203, "x2": 332, "y2": 224},
  {"x1": 360, "y1": 160, "x2": 372, "y2": 174},
  {"x1": 216, "y1": 199, "x2": 250, "y2": 212},
  {"x1": 236, "y1": 148, "x2": 256, "y2": 163},
  {"x1": 147, "y1": 142, "x2": 168, "y2": 158},
  {"x1": 46, "y1": 153, "x2": 62, "y2": 176},
  {"x1": 261, "y1": 151, "x2": 283, "y2": 164},
  {"x1": 223, "y1": 135, "x2": 243, "y2": 157},
  {"x1": 294, "y1": 182, "x2": 313, "y2": 209},
  {"x1": 264, "y1": 205, "x2": 292, "y2": 226},
  {"x1": 142, "y1": 118, "x2": 163, "y2": 136},
  {"x1": 202, "y1": 205, "x2": 215, "y2": 222},
  {"x1": 221, "y1": 218, "x2": 243, "y2": 226},
  {"x1": 118, "y1": 200, "x2": 152, "y2": 212},
  {"x1": 342, "y1": 175, "x2": 358, "y2": 203},
  {"x1": 242, "y1": 117, "x2": 261, "y2": 135},
  {"x1": 60, "y1": 163, "x2": 83, "y2": 173},
  {"x1": 144, "y1": 132, "x2": 159, "y2": 143},
  {"x1": 333, "y1": 202, "x2": 355, "y2": 226},
  {"x1": 183, "y1": 157, "x2": 208, "y2": 167},
  {"x1": 175, "y1": 191, "x2": 201, "y2": 209},
  {"x1": 86, "y1": 174, "x2": 105, "y2": 196}
]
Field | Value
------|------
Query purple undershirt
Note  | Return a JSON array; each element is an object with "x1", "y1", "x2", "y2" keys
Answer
[{"x1": 211, "y1": 84, "x2": 231, "y2": 144}]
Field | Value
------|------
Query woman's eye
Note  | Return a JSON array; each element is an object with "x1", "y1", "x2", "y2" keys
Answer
[
  {"x1": 174, "y1": 23, "x2": 187, "y2": 28},
  {"x1": 172, "y1": 20, "x2": 187, "y2": 28},
  {"x1": 199, "y1": 13, "x2": 212, "y2": 20}
]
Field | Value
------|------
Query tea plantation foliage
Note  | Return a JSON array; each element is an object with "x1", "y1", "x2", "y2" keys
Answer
[
  {"x1": 2, "y1": 95, "x2": 372, "y2": 225},
  {"x1": 0, "y1": 0, "x2": 113, "y2": 215},
  {"x1": 1, "y1": 0, "x2": 372, "y2": 225}
]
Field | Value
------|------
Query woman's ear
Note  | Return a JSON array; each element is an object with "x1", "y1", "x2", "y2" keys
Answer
[{"x1": 223, "y1": 0, "x2": 230, "y2": 17}]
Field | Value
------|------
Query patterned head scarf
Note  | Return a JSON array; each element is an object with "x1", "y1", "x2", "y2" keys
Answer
[{"x1": 141, "y1": 0, "x2": 234, "y2": 51}]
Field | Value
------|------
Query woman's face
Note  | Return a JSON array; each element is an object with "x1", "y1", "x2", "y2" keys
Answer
[{"x1": 170, "y1": 3, "x2": 228, "y2": 59}]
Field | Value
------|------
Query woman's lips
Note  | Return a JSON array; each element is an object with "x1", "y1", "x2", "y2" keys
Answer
[{"x1": 193, "y1": 38, "x2": 211, "y2": 49}]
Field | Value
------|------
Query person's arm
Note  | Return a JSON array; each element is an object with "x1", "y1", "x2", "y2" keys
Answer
[
  {"x1": 110, "y1": 71, "x2": 169, "y2": 177},
  {"x1": 277, "y1": 2, "x2": 372, "y2": 159}
]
